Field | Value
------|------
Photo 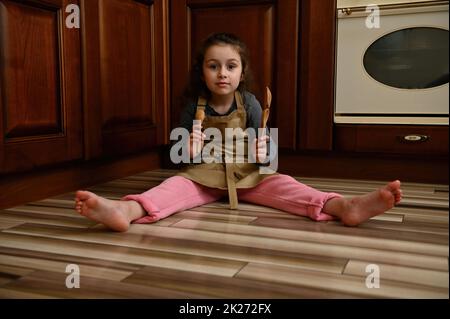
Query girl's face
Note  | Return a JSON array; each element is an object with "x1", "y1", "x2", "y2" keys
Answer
[{"x1": 202, "y1": 44, "x2": 243, "y2": 99}]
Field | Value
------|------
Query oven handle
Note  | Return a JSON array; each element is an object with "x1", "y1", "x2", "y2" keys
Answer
[{"x1": 338, "y1": 1, "x2": 448, "y2": 18}]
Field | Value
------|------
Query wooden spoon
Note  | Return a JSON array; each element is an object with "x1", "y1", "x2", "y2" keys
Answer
[
  {"x1": 195, "y1": 106, "x2": 206, "y2": 123},
  {"x1": 261, "y1": 86, "x2": 272, "y2": 129},
  {"x1": 257, "y1": 87, "x2": 272, "y2": 163}
]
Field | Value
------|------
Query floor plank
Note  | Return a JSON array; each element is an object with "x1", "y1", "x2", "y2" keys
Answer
[
  {"x1": 0, "y1": 254, "x2": 133, "y2": 281},
  {"x1": 171, "y1": 219, "x2": 448, "y2": 256},
  {"x1": 343, "y1": 260, "x2": 448, "y2": 289},
  {"x1": 2, "y1": 270, "x2": 206, "y2": 298},
  {"x1": 236, "y1": 263, "x2": 448, "y2": 299},
  {"x1": 123, "y1": 265, "x2": 361, "y2": 298},
  {"x1": 0, "y1": 231, "x2": 246, "y2": 277},
  {"x1": 3, "y1": 223, "x2": 348, "y2": 274}
]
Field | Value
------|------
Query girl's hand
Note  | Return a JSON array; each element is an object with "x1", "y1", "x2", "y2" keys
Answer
[
  {"x1": 189, "y1": 123, "x2": 206, "y2": 159},
  {"x1": 252, "y1": 135, "x2": 269, "y2": 163}
]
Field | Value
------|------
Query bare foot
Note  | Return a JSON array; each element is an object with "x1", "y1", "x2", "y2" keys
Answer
[
  {"x1": 324, "y1": 180, "x2": 403, "y2": 226},
  {"x1": 74, "y1": 191, "x2": 145, "y2": 232}
]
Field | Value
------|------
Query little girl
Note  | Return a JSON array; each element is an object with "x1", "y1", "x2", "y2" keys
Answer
[{"x1": 75, "y1": 33, "x2": 402, "y2": 232}]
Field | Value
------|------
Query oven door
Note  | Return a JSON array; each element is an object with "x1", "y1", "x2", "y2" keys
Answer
[{"x1": 335, "y1": 2, "x2": 449, "y2": 125}]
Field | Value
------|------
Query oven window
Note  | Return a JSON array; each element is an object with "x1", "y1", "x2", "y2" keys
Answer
[{"x1": 363, "y1": 27, "x2": 449, "y2": 89}]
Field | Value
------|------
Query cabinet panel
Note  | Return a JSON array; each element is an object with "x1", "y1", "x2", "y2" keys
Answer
[
  {"x1": 99, "y1": 0, "x2": 153, "y2": 131},
  {"x1": 98, "y1": 0, "x2": 154, "y2": 155},
  {"x1": 298, "y1": 0, "x2": 336, "y2": 151},
  {"x1": 81, "y1": 0, "x2": 169, "y2": 157},
  {"x1": 2, "y1": 2, "x2": 61, "y2": 139},
  {"x1": 0, "y1": 0, "x2": 82, "y2": 174},
  {"x1": 171, "y1": 0, "x2": 298, "y2": 149}
]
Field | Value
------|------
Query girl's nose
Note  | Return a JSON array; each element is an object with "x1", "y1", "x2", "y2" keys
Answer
[{"x1": 218, "y1": 67, "x2": 227, "y2": 78}]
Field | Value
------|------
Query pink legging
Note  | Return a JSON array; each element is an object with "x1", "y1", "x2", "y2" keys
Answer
[{"x1": 123, "y1": 174, "x2": 342, "y2": 224}]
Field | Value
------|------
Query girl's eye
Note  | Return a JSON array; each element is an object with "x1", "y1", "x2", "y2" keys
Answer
[
  {"x1": 227, "y1": 64, "x2": 237, "y2": 70},
  {"x1": 208, "y1": 64, "x2": 217, "y2": 70}
]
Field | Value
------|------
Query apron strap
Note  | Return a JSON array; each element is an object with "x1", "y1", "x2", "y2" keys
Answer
[
  {"x1": 234, "y1": 91, "x2": 245, "y2": 111},
  {"x1": 225, "y1": 163, "x2": 238, "y2": 209}
]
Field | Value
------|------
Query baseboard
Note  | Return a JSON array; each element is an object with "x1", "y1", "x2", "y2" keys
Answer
[
  {"x1": 277, "y1": 153, "x2": 449, "y2": 184},
  {"x1": 0, "y1": 151, "x2": 161, "y2": 210}
]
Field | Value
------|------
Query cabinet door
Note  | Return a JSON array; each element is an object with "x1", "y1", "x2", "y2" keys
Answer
[
  {"x1": 298, "y1": 0, "x2": 336, "y2": 151},
  {"x1": 171, "y1": 0, "x2": 299, "y2": 150},
  {"x1": 0, "y1": 0, "x2": 82, "y2": 174},
  {"x1": 81, "y1": 0, "x2": 169, "y2": 158}
]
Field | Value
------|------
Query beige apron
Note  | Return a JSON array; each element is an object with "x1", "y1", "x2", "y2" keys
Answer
[{"x1": 177, "y1": 91, "x2": 275, "y2": 209}]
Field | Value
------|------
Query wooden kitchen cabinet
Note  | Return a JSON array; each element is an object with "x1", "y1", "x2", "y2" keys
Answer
[
  {"x1": 0, "y1": 0, "x2": 169, "y2": 208},
  {"x1": 81, "y1": 0, "x2": 170, "y2": 158},
  {"x1": 0, "y1": 0, "x2": 170, "y2": 175},
  {"x1": 0, "y1": 0, "x2": 83, "y2": 174}
]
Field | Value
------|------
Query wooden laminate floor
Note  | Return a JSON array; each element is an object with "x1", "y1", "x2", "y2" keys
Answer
[{"x1": 0, "y1": 169, "x2": 448, "y2": 299}]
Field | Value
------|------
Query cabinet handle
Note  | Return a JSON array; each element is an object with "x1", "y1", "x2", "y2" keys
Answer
[{"x1": 400, "y1": 134, "x2": 429, "y2": 143}]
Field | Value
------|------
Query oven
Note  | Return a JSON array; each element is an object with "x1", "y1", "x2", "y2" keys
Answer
[{"x1": 335, "y1": 0, "x2": 449, "y2": 125}]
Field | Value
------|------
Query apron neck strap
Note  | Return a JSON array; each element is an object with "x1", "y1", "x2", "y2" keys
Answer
[
  {"x1": 197, "y1": 92, "x2": 244, "y2": 112},
  {"x1": 234, "y1": 91, "x2": 245, "y2": 111}
]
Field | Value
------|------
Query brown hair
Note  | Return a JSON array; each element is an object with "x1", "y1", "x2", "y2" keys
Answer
[{"x1": 183, "y1": 32, "x2": 253, "y2": 103}]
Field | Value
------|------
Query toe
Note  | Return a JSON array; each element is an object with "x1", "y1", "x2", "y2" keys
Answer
[
  {"x1": 386, "y1": 180, "x2": 401, "y2": 193},
  {"x1": 76, "y1": 190, "x2": 95, "y2": 201},
  {"x1": 75, "y1": 190, "x2": 86, "y2": 200}
]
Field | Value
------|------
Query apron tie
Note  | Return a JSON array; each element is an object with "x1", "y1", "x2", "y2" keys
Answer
[{"x1": 225, "y1": 163, "x2": 238, "y2": 209}]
